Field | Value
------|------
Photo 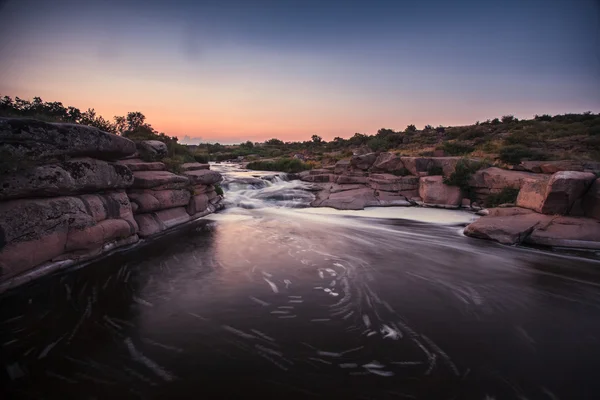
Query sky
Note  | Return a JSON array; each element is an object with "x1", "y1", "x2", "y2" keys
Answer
[{"x1": 0, "y1": 0, "x2": 599, "y2": 144}]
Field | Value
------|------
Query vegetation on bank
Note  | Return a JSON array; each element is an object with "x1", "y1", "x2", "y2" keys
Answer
[
  {"x1": 246, "y1": 158, "x2": 313, "y2": 173},
  {"x1": 3, "y1": 94, "x2": 600, "y2": 173}
]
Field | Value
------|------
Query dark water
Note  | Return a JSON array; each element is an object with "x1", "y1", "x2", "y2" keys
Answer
[{"x1": 2, "y1": 164, "x2": 600, "y2": 399}]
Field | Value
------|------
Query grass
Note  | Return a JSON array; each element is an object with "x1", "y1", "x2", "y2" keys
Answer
[{"x1": 246, "y1": 158, "x2": 313, "y2": 173}]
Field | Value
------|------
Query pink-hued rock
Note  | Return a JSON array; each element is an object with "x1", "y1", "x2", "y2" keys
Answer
[
  {"x1": 583, "y1": 178, "x2": 600, "y2": 220},
  {"x1": 187, "y1": 194, "x2": 209, "y2": 215},
  {"x1": 517, "y1": 171, "x2": 596, "y2": 215},
  {"x1": 183, "y1": 169, "x2": 223, "y2": 185},
  {"x1": 132, "y1": 170, "x2": 189, "y2": 189},
  {"x1": 400, "y1": 157, "x2": 433, "y2": 176},
  {"x1": 375, "y1": 191, "x2": 412, "y2": 206},
  {"x1": 55, "y1": 234, "x2": 139, "y2": 262},
  {"x1": 115, "y1": 158, "x2": 166, "y2": 171},
  {"x1": 79, "y1": 191, "x2": 136, "y2": 224},
  {"x1": 464, "y1": 212, "x2": 553, "y2": 244},
  {"x1": 368, "y1": 174, "x2": 419, "y2": 192},
  {"x1": 319, "y1": 187, "x2": 378, "y2": 210},
  {"x1": 0, "y1": 157, "x2": 134, "y2": 200},
  {"x1": 329, "y1": 184, "x2": 366, "y2": 193},
  {"x1": 350, "y1": 153, "x2": 377, "y2": 170},
  {"x1": 418, "y1": 176, "x2": 462, "y2": 207},
  {"x1": 470, "y1": 167, "x2": 542, "y2": 191},
  {"x1": 334, "y1": 160, "x2": 351, "y2": 174},
  {"x1": 128, "y1": 189, "x2": 191, "y2": 213},
  {"x1": 137, "y1": 140, "x2": 167, "y2": 160},
  {"x1": 337, "y1": 175, "x2": 368, "y2": 184},
  {"x1": 524, "y1": 216, "x2": 600, "y2": 249},
  {"x1": 487, "y1": 207, "x2": 536, "y2": 217},
  {"x1": 134, "y1": 207, "x2": 191, "y2": 237},
  {"x1": 181, "y1": 163, "x2": 210, "y2": 171},
  {"x1": 192, "y1": 184, "x2": 214, "y2": 194},
  {"x1": 65, "y1": 219, "x2": 135, "y2": 252},
  {"x1": 302, "y1": 174, "x2": 338, "y2": 183},
  {"x1": 371, "y1": 153, "x2": 404, "y2": 173}
]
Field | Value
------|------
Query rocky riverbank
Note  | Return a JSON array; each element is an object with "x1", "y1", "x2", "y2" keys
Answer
[
  {"x1": 0, "y1": 118, "x2": 223, "y2": 291},
  {"x1": 296, "y1": 152, "x2": 600, "y2": 250}
]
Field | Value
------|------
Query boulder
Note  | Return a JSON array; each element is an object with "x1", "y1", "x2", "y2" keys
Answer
[
  {"x1": 329, "y1": 184, "x2": 367, "y2": 193},
  {"x1": 400, "y1": 157, "x2": 433, "y2": 176},
  {"x1": 418, "y1": 176, "x2": 462, "y2": 207},
  {"x1": 0, "y1": 158, "x2": 134, "y2": 200},
  {"x1": 319, "y1": 187, "x2": 378, "y2": 210},
  {"x1": 301, "y1": 174, "x2": 337, "y2": 183},
  {"x1": 464, "y1": 209, "x2": 553, "y2": 244},
  {"x1": 115, "y1": 158, "x2": 165, "y2": 171},
  {"x1": 0, "y1": 117, "x2": 136, "y2": 161},
  {"x1": 132, "y1": 170, "x2": 189, "y2": 189},
  {"x1": 334, "y1": 160, "x2": 351, "y2": 174},
  {"x1": 183, "y1": 169, "x2": 223, "y2": 185},
  {"x1": 137, "y1": 140, "x2": 167, "y2": 160},
  {"x1": 0, "y1": 196, "x2": 95, "y2": 278},
  {"x1": 469, "y1": 167, "x2": 541, "y2": 192},
  {"x1": 337, "y1": 175, "x2": 368, "y2": 184},
  {"x1": 582, "y1": 178, "x2": 600, "y2": 220},
  {"x1": 517, "y1": 171, "x2": 596, "y2": 215},
  {"x1": 371, "y1": 153, "x2": 404, "y2": 173},
  {"x1": 524, "y1": 216, "x2": 600, "y2": 249},
  {"x1": 134, "y1": 207, "x2": 191, "y2": 238},
  {"x1": 187, "y1": 194, "x2": 209, "y2": 215},
  {"x1": 368, "y1": 174, "x2": 419, "y2": 192},
  {"x1": 350, "y1": 153, "x2": 377, "y2": 170},
  {"x1": 65, "y1": 219, "x2": 135, "y2": 252},
  {"x1": 79, "y1": 191, "x2": 136, "y2": 226},
  {"x1": 192, "y1": 184, "x2": 215, "y2": 195},
  {"x1": 128, "y1": 189, "x2": 192, "y2": 213},
  {"x1": 181, "y1": 163, "x2": 210, "y2": 172},
  {"x1": 375, "y1": 191, "x2": 411, "y2": 206},
  {"x1": 517, "y1": 160, "x2": 584, "y2": 174}
]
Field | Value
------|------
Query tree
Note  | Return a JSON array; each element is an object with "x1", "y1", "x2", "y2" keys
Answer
[
  {"x1": 311, "y1": 134, "x2": 323, "y2": 143},
  {"x1": 240, "y1": 140, "x2": 254, "y2": 149},
  {"x1": 265, "y1": 138, "x2": 284, "y2": 146},
  {"x1": 501, "y1": 115, "x2": 515, "y2": 124},
  {"x1": 405, "y1": 124, "x2": 417, "y2": 133},
  {"x1": 126, "y1": 111, "x2": 146, "y2": 131},
  {"x1": 424, "y1": 125, "x2": 433, "y2": 130}
]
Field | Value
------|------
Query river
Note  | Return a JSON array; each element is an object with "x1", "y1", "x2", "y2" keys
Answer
[{"x1": 2, "y1": 163, "x2": 600, "y2": 399}]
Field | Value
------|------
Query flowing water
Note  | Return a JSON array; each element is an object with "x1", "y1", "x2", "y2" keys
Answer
[{"x1": 2, "y1": 163, "x2": 600, "y2": 399}]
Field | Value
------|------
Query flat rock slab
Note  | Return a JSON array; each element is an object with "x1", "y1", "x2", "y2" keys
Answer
[
  {"x1": 183, "y1": 169, "x2": 223, "y2": 185},
  {"x1": 464, "y1": 212, "x2": 553, "y2": 245},
  {"x1": 132, "y1": 170, "x2": 189, "y2": 189},
  {"x1": 128, "y1": 189, "x2": 191, "y2": 213},
  {"x1": 524, "y1": 216, "x2": 600, "y2": 249},
  {"x1": 319, "y1": 187, "x2": 378, "y2": 210},
  {"x1": 135, "y1": 207, "x2": 191, "y2": 237},
  {"x1": 116, "y1": 158, "x2": 165, "y2": 171},
  {"x1": 137, "y1": 140, "x2": 167, "y2": 160},
  {"x1": 419, "y1": 176, "x2": 462, "y2": 207},
  {"x1": 0, "y1": 157, "x2": 134, "y2": 200},
  {"x1": 0, "y1": 117, "x2": 136, "y2": 161},
  {"x1": 181, "y1": 163, "x2": 210, "y2": 171}
]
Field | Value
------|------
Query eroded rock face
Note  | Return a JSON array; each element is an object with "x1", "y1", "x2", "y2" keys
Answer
[
  {"x1": 400, "y1": 157, "x2": 432, "y2": 176},
  {"x1": 0, "y1": 158, "x2": 134, "y2": 200},
  {"x1": 187, "y1": 193, "x2": 210, "y2": 215},
  {"x1": 517, "y1": 171, "x2": 596, "y2": 214},
  {"x1": 0, "y1": 118, "x2": 136, "y2": 161},
  {"x1": 470, "y1": 167, "x2": 541, "y2": 192},
  {"x1": 418, "y1": 176, "x2": 462, "y2": 207},
  {"x1": 115, "y1": 158, "x2": 165, "y2": 171},
  {"x1": 183, "y1": 169, "x2": 223, "y2": 185},
  {"x1": 319, "y1": 187, "x2": 378, "y2": 210},
  {"x1": 464, "y1": 212, "x2": 553, "y2": 245},
  {"x1": 334, "y1": 160, "x2": 351, "y2": 174},
  {"x1": 583, "y1": 178, "x2": 600, "y2": 220},
  {"x1": 128, "y1": 189, "x2": 192, "y2": 213},
  {"x1": 350, "y1": 153, "x2": 377, "y2": 170},
  {"x1": 137, "y1": 140, "x2": 168, "y2": 160},
  {"x1": 371, "y1": 153, "x2": 404, "y2": 173},
  {"x1": 517, "y1": 160, "x2": 600, "y2": 174},
  {"x1": 368, "y1": 174, "x2": 419, "y2": 192},
  {"x1": 134, "y1": 207, "x2": 191, "y2": 237},
  {"x1": 132, "y1": 170, "x2": 189, "y2": 189},
  {"x1": 525, "y1": 216, "x2": 600, "y2": 249}
]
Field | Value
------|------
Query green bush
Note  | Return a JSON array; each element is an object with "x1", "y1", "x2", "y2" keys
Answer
[
  {"x1": 443, "y1": 158, "x2": 486, "y2": 200},
  {"x1": 162, "y1": 156, "x2": 187, "y2": 174},
  {"x1": 499, "y1": 145, "x2": 549, "y2": 164},
  {"x1": 214, "y1": 184, "x2": 224, "y2": 196},
  {"x1": 439, "y1": 141, "x2": 474, "y2": 156},
  {"x1": 246, "y1": 158, "x2": 312, "y2": 173},
  {"x1": 193, "y1": 154, "x2": 209, "y2": 163},
  {"x1": 485, "y1": 187, "x2": 520, "y2": 207}
]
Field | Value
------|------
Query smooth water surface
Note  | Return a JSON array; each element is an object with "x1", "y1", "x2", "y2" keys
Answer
[{"x1": 2, "y1": 163, "x2": 600, "y2": 399}]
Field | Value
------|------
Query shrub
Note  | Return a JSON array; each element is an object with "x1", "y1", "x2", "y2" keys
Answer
[
  {"x1": 499, "y1": 145, "x2": 548, "y2": 164},
  {"x1": 246, "y1": 158, "x2": 312, "y2": 173},
  {"x1": 193, "y1": 154, "x2": 209, "y2": 163},
  {"x1": 162, "y1": 156, "x2": 187, "y2": 174},
  {"x1": 439, "y1": 141, "x2": 475, "y2": 156},
  {"x1": 485, "y1": 187, "x2": 520, "y2": 207},
  {"x1": 214, "y1": 184, "x2": 224, "y2": 196},
  {"x1": 427, "y1": 165, "x2": 444, "y2": 175},
  {"x1": 504, "y1": 133, "x2": 537, "y2": 146},
  {"x1": 443, "y1": 158, "x2": 487, "y2": 200},
  {"x1": 367, "y1": 136, "x2": 389, "y2": 152}
]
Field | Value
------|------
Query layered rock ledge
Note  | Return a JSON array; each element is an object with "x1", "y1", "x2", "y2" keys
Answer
[{"x1": 0, "y1": 118, "x2": 223, "y2": 290}]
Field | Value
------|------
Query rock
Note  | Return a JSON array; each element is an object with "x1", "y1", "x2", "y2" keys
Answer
[
  {"x1": 368, "y1": 174, "x2": 419, "y2": 192},
  {"x1": 371, "y1": 153, "x2": 404, "y2": 173},
  {"x1": 0, "y1": 196, "x2": 94, "y2": 278},
  {"x1": 517, "y1": 171, "x2": 596, "y2": 215},
  {"x1": 524, "y1": 216, "x2": 600, "y2": 249},
  {"x1": 308, "y1": 169, "x2": 332, "y2": 176},
  {"x1": 375, "y1": 191, "x2": 412, "y2": 206},
  {"x1": 134, "y1": 207, "x2": 191, "y2": 237},
  {"x1": 132, "y1": 171, "x2": 189, "y2": 189},
  {"x1": 301, "y1": 174, "x2": 337, "y2": 183},
  {"x1": 350, "y1": 153, "x2": 377, "y2": 170},
  {"x1": 400, "y1": 157, "x2": 433, "y2": 176},
  {"x1": 418, "y1": 176, "x2": 462, "y2": 207},
  {"x1": 0, "y1": 117, "x2": 136, "y2": 161},
  {"x1": 583, "y1": 178, "x2": 600, "y2": 220},
  {"x1": 115, "y1": 158, "x2": 165, "y2": 171},
  {"x1": 0, "y1": 157, "x2": 134, "y2": 200},
  {"x1": 334, "y1": 160, "x2": 351, "y2": 174},
  {"x1": 517, "y1": 160, "x2": 584, "y2": 174},
  {"x1": 487, "y1": 207, "x2": 535, "y2": 217},
  {"x1": 320, "y1": 187, "x2": 378, "y2": 210},
  {"x1": 187, "y1": 194, "x2": 209, "y2": 215},
  {"x1": 469, "y1": 167, "x2": 542, "y2": 192},
  {"x1": 137, "y1": 140, "x2": 168, "y2": 160},
  {"x1": 65, "y1": 219, "x2": 135, "y2": 252},
  {"x1": 79, "y1": 191, "x2": 136, "y2": 226},
  {"x1": 353, "y1": 146, "x2": 372, "y2": 156},
  {"x1": 461, "y1": 198, "x2": 471, "y2": 208},
  {"x1": 128, "y1": 189, "x2": 192, "y2": 213},
  {"x1": 192, "y1": 184, "x2": 215, "y2": 195},
  {"x1": 337, "y1": 175, "x2": 368, "y2": 184},
  {"x1": 181, "y1": 163, "x2": 210, "y2": 171},
  {"x1": 430, "y1": 157, "x2": 472, "y2": 177},
  {"x1": 329, "y1": 184, "x2": 367, "y2": 193},
  {"x1": 183, "y1": 169, "x2": 223, "y2": 185},
  {"x1": 464, "y1": 212, "x2": 553, "y2": 244}
]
